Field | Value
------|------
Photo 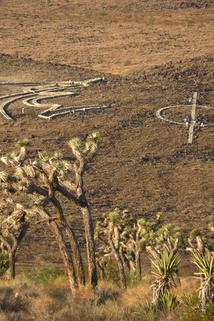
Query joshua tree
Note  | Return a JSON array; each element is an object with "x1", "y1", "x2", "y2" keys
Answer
[
  {"x1": 129, "y1": 219, "x2": 150, "y2": 281},
  {"x1": 187, "y1": 234, "x2": 214, "y2": 311},
  {"x1": 95, "y1": 210, "x2": 177, "y2": 285},
  {"x1": 0, "y1": 201, "x2": 29, "y2": 279},
  {"x1": 117, "y1": 212, "x2": 176, "y2": 282},
  {"x1": 124, "y1": 216, "x2": 159, "y2": 281},
  {"x1": 95, "y1": 208, "x2": 131, "y2": 288},
  {"x1": 57, "y1": 132, "x2": 101, "y2": 288},
  {"x1": 0, "y1": 133, "x2": 100, "y2": 290},
  {"x1": 0, "y1": 139, "x2": 84, "y2": 292},
  {"x1": 32, "y1": 150, "x2": 86, "y2": 288},
  {"x1": 147, "y1": 238, "x2": 180, "y2": 310}
]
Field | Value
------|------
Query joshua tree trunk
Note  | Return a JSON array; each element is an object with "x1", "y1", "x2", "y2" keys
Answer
[
  {"x1": 51, "y1": 221, "x2": 77, "y2": 293},
  {"x1": 97, "y1": 261, "x2": 106, "y2": 280},
  {"x1": 135, "y1": 248, "x2": 142, "y2": 281},
  {"x1": 201, "y1": 284, "x2": 206, "y2": 312},
  {"x1": 65, "y1": 224, "x2": 85, "y2": 286},
  {"x1": 51, "y1": 197, "x2": 85, "y2": 286},
  {"x1": 74, "y1": 164, "x2": 97, "y2": 288},
  {"x1": 115, "y1": 252, "x2": 127, "y2": 289},
  {"x1": 36, "y1": 207, "x2": 77, "y2": 294},
  {"x1": 108, "y1": 226, "x2": 127, "y2": 289},
  {"x1": 7, "y1": 251, "x2": 15, "y2": 280},
  {"x1": 80, "y1": 204, "x2": 97, "y2": 287},
  {"x1": 0, "y1": 223, "x2": 28, "y2": 281},
  {"x1": 56, "y1": 182, "x2": 98, "y2": 287},
  {"x1": 200, "y1": 279, "x2": 213, "y2": 311}
]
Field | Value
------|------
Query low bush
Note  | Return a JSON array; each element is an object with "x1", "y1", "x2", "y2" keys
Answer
[{"x1": 24, "y1": 265, "x2": 65, "y2": 285}]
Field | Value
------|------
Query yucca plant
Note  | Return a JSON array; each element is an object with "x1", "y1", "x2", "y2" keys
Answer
[
  {"x1": 147, "y1": 238, "x2": 180, "y2": 310},
  {"x1": 161, "y1": 292, "x2": 178, "y2": 312},
  {"x1": 187, "y1": 236, "x2": 214, "y2": 311}
]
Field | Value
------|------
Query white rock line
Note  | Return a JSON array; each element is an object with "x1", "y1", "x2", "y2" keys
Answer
[
  {"x1": 0, "y1": 92, "x2": 36, "y2": 121},
  {"x1": 0, "y1": 77, "x2": 108, "y2": 121},
  {"x1": 39, "y1": 104, "x2": 110, "y2": 119},
  {"x1": 156, "y1": 104, "x2": 214, "y2": 127},
  {"x1": 23, "y1": 91, "x2": 76, "y2": 110},
  {"x1": 156, "y1": 105, "x2": 187, "y2": 126},
  {"x1": 0, "y1": 82, "x2": 43, "y2": 86}
]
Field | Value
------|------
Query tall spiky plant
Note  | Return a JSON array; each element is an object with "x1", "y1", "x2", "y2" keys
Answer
[
  {"x1": 187, "y1": 236, "x2": 214, "y2": 311},
  {"x1": 147, "y1": 238, "x2": 180, "y2": 310}
]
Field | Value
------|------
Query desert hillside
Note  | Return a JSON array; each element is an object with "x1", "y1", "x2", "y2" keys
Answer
[{"x1": 0, "y1": 0, "x2": 213, "y2": 265}]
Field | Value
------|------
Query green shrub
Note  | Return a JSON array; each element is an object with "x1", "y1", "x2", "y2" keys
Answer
[
  {"x1": 161, "y1": 292, "x2": 178, "y2": 312},
  {"x1": 95, "y1": 284, "x2": 120, "y2": 305},
  {"x1": 24, "y1": 265, "x2": 65, "y2": 285},
  {"x1": 176, "y1": 292, "x2": 214, "y2": 321}
]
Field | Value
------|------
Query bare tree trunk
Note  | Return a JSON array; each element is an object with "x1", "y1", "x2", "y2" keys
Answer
[
  {"x1": 115, "y1": 252, "x2": 127, "y2": 289},
  {"x1": 81, "y1": 205, "x2": 97, "y2": 288},
  {"x1": 7, "y1": 251, "x2": 16, "y2": 280},
  {"x1": 108, "y1": 227, "x2": 127, "y2": 289},
  {"x1": 65, "y1": 225, "x2": 85, "y2": 286},
  {"x1": 74, "y1": 164, "x2": 97, "y2": 288},
  {"x1": 51, "y1": 221, "x2": 77, "y2": 293},
  {"x1": 152, "y1": 284, "x2": 163, "y2": 310},
  {"x1": 135, "y1": 249, "x2": 142, "y2": 281},
  {"x1": 200, "y1": 279, "x2": 213, "y2": 312},
  {"x1": 97, "y1": 261, "x2": 106, "y2": 280},
  {"x1": 36, "y1": 207, "x2": 77, "y2": 294},
  {"x1": 51, "y1": 197, "x2": 85, "y2": 286}
]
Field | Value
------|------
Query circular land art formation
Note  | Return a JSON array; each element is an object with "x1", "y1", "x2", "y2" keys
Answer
[
  {"x1": 156, "y1": 104, "x2": 214, "y2": 127},
  {"x1": 156, "y1": 92, "x2": 214, "y2": 144}
]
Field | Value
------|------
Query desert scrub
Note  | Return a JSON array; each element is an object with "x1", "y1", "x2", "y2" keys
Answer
[
  {"x1": 24, "y1": 265, "x2": 65, "y2": 285},
  {"x1": 176, "y1": 293, "x2": 214, "y2": 321}
]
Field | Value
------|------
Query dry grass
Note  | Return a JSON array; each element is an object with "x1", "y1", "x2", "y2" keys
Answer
[
  {"x1": 172, "y1": 277, "x2": 200, "y2": 299},
  {"x1": 0, "y1": 276, "x2": 213, "y2": 321},
  {"x1": 120, "y1": 282, "x2": 152, "y2": 307}
]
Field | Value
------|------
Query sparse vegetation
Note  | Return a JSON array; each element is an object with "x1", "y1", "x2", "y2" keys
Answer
[
  {"x1": 0, "y1": 134, "x2": 213, "y2": 320},
  {"x1": 0, "y1": 133, "x2": 101, "y2": 292},
  {"x1": 0, "y1": 0, "x2": 213, "y2": 319},
  {"x1": 187, "y1": 235, "x2": 214, "y2": 311},
  {"x1": 147, "y1": 238, "x2": 180, "y2": 310}
]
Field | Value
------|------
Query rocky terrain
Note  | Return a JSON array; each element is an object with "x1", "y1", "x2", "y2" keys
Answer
[{"x1": 0, "y1": 0, "x2": 213, "y2": 265}]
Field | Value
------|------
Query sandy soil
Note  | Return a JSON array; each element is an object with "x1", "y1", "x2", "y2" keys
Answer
[
  {"x1": 0, "y1": 0, "x2": 214, "y2": 75},
  {"x1": 0, "y1": 0, "x2": 213, "y2": 263}
]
